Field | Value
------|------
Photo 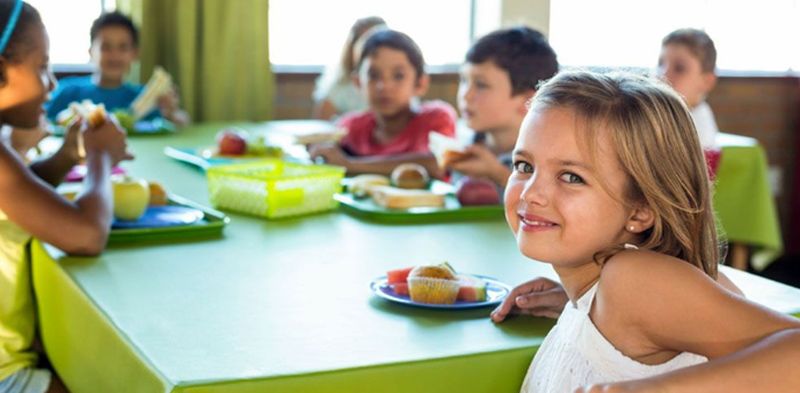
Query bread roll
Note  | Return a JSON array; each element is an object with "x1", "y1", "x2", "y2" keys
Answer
[{"x1": 390, "y1": 163, "x2": 429, "y2": 189}]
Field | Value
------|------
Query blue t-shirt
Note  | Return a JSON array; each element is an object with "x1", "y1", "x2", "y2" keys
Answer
[{"x1": 45, "y1": 76, "x2": 158, "y2": 121}]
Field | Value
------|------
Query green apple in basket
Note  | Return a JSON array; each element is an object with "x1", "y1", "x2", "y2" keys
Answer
[{"x1": 245, "y1": 134, "x2": 282, "y2": 158}]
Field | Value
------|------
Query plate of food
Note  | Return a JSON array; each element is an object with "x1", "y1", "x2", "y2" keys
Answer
[
  {"x1": 58, "y1": 177, "x2": 229, "y2": 244},
  {"x1": 335, "y1": 164, "x2": 504, "y2": 223},
  {"x1": 370, "y1": 262, "x2": 511, "y2": 309},
  {"x1": 164, "y1": 128, "x2": 284, "y2": 170}
]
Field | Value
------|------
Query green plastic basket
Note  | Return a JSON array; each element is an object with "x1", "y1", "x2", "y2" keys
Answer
[{"x1": 206, "y1": 160, "x2": 345, "y2": 218}]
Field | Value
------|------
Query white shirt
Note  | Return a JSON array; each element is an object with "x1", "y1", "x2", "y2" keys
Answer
[
  {"x1": 520, "y1": 281, "x2": 707, "y2": 392},
  {"x1": 691, "y1": 101, "x2": 719, "y2": 149}
]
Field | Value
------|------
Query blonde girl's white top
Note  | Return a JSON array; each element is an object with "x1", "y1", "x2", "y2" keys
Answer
[{"x1": 520, "y1": 280, "x2": 707, "y2": 392}]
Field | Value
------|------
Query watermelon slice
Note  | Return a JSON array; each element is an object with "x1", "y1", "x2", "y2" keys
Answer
[
  {"x1": 391, "y1": 282, "x2": 409, "y2": 296},
  {"x1": 457, "y1": 274, "x2": 487, "y2": 302},
  {"x1": 387, "y1": 267, "x2": 414, "y2": 284}
]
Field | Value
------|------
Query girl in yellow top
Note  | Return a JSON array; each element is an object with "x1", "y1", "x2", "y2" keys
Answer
[{"x1": 0, "y1": 1, "x2": 131, "y2": 392}]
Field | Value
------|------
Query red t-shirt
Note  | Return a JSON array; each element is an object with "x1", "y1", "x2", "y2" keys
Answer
[{"x1": 337, "y1": 100, "x2": 456, "y2": 157}]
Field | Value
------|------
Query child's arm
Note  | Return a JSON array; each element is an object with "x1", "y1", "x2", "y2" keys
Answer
[
  {"x1": 587, "y1": 251, "x2": 800, "y2": 393},
  {"x1": 312, "y1": 99, "x2": 338, "y2": 121},
  {"x1": 28, "y1": 118, "x2": 81, "y2": 186},
  {"x1": 0, "y1": 118, "x2": 132, "y2": 256},
  {"x1": 309, "y1": 144, "x2": 444, "y2": 178},
  {"x1": 446, "y1": 144, "x2": 511, "y2": 187}
]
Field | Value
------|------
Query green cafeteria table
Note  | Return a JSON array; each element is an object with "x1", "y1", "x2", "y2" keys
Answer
[
  {"x1": 713, "y1": 133, "x2": 783, "y2": 270},
  {"x1": 32, "y1": 123, "x2": 800, "y2": 393}
]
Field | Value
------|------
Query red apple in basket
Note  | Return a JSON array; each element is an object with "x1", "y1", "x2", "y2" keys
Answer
[
  {"x1": 455, "y1": 177, "x2": 500, "y2": 206},
  {"x1": 216, "y1": 129, "x2": 248, "y2": 156}
]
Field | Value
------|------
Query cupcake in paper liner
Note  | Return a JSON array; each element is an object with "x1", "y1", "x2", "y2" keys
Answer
[{"x1": 407, "y1": 263, "x2": 459, "y2": 304}]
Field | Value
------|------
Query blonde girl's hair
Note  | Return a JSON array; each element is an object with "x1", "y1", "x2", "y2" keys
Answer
[{"x1": 530, "y1": 70, "x2": 719, "y2": 278}]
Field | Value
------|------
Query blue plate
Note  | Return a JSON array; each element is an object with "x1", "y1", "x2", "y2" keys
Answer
[
  {"x1": 112, "y1": 205, "x2": 204, "y2": 229},
  {"x1": 370, "y1": 275, "x2": 510, "y2": 309}
]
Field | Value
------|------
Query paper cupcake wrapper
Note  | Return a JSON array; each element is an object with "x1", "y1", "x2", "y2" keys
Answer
[{"x1": 408, "y1": 276, "x2": 460, "y2": 304}]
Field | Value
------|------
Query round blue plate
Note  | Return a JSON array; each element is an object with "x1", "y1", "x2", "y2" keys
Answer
[
  {"x1": 370, "y1": 274, "x2": 510, "y2": 309},
  {"x1": 112, "y1": 205, "x2": 204, "y2": 229}
]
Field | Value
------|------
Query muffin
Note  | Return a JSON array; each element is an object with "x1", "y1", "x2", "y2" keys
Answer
[
  {"x1": 407, "y1": 263, "x2": 460, "y2": 304},
  {"x1": 391, "y1": 163, "x2": 429, "y2": 189}
]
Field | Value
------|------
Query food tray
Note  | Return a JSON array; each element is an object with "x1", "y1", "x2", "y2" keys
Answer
[
  {"x1": 335, "y1": 180, "x2": 504, "y2": 223},
  {"x1": 107, "y1": 194, "x2": 228, "y2": 245}
]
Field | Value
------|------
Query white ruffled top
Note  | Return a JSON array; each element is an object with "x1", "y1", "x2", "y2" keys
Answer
[{"x1": 520, "y1": 278, "x2": 707, "y2": 392}]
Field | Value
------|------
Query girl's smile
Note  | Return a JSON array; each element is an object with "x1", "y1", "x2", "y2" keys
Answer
[{"x1": 505, "y1": 106, "x2": 637, "y2": 271}]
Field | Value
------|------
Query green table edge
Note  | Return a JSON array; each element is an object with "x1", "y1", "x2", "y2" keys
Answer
[
  {"x1": 171, "y1": 346, "x2": 539, "y2": 393},
  {"x1": 32, "y1": 240, "x2": 173, "y2": 393}
]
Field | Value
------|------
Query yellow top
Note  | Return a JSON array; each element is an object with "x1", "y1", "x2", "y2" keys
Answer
[{"x1": 0, "y1": 209, "x2": 37, "y2": 380}]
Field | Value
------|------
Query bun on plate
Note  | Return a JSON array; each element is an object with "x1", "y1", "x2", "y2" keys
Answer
[{"x1": 390, "y1": 163, "x2": 429, "y2": 189}]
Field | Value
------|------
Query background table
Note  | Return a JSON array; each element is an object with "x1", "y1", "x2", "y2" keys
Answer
[
  {"x1": 32, "y1": 123, "x2": 800, "y2": 393},
  {"x1": 714, "y1": 133, "x2": 783, "y2": 270}
]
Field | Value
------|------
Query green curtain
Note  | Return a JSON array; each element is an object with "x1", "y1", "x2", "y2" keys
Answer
[{"x1": 117, "y1": 0, "x2": 274, "y2": 122}]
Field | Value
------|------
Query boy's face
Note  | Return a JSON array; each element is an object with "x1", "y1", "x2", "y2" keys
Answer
[
  {"x1": 89, "y1": 26, "x2": 138, "y2": 82},
  {"x1": 458, "y1": 61, "x2": 529, "y2": 134},
  {"x1": 357, "y1": 47, "x2": 426, "y2": 118},
  {"x1": 2, "y1": 24, "x2": 56, "y2": 128},
  {"x1": 657, "y1": 43, "x2": 716, "y2": 108}
]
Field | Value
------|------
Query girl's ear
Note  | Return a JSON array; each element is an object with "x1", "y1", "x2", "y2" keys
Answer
[
  {"x1": 414, "y1": 74, "x2": 430, "y2": 96},
  {"x1": 351, "y1": 73, "x2": 361, "y2": 89},
  {"x1": 626, "y1": 204, "x2": 655, "y2": 234}
]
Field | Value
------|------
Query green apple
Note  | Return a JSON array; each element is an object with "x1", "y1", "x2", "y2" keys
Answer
[{"x1": 112, "y1": 176, "x2": 151, "y2": 220}]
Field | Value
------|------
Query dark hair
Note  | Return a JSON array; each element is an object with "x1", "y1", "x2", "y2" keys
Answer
[
  {"x1": 0, "y1": 1, "x2": 42, "y2": 63},
  {"x1": 662, "y1": 28, "x2": 716, "y2": 73},
  {"x1": 467, "y1": 26, "x2": 558, "y2": 95},
  {"x1": 358, "y1": 29, "x2": 425, "y2": 80},
  {"x1": 90, "y1": 11, "x2": 138, "y2": 47}
]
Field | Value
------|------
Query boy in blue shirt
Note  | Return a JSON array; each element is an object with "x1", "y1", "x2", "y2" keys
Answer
[{"x1": 46, "y1": 11, "x2": 189, "y2": 125}]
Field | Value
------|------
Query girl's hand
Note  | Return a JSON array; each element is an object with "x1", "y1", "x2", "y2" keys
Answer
[
  {"x1": 447, "y1": 144, "x2": 510, "y2": 186},
  {"x1": 82, "y1": 116, "x2": 134, "y2": 166},
  {"x1": 491, "y1": 277, "x2": 568, "y2": 322},
  {"x1": 57, "y1": 118, "x2": 82, "y2": 162},
  {"x1": 308, "y1": 144, "x2": 350, "y2": 167}
]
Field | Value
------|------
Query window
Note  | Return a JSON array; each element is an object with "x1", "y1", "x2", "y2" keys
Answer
[
  {"x1": 27, "y1": 0, "x2": 115, "y2": 66},
  {"x1": 549, "y1": 0, "x2": 800, "y2": 73},
  {"x1": 269, "y1": 0, "x2": 473, "y2": 67}
]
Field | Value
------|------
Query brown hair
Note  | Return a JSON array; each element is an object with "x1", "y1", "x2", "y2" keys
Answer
[
  {"x1": 340, "y1": 16, "x2": 386, "y2": 79},
  {"x1": 662, "y1": 28, "x2": 716, "y2": 73},
  {"x1": 530, "y1": 70, "x2": 720, "y2": 278}
]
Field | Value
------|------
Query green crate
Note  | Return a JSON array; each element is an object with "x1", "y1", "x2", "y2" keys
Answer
[{"x1": 207, "y1": 160, "x2": 345, "y2": 218}]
